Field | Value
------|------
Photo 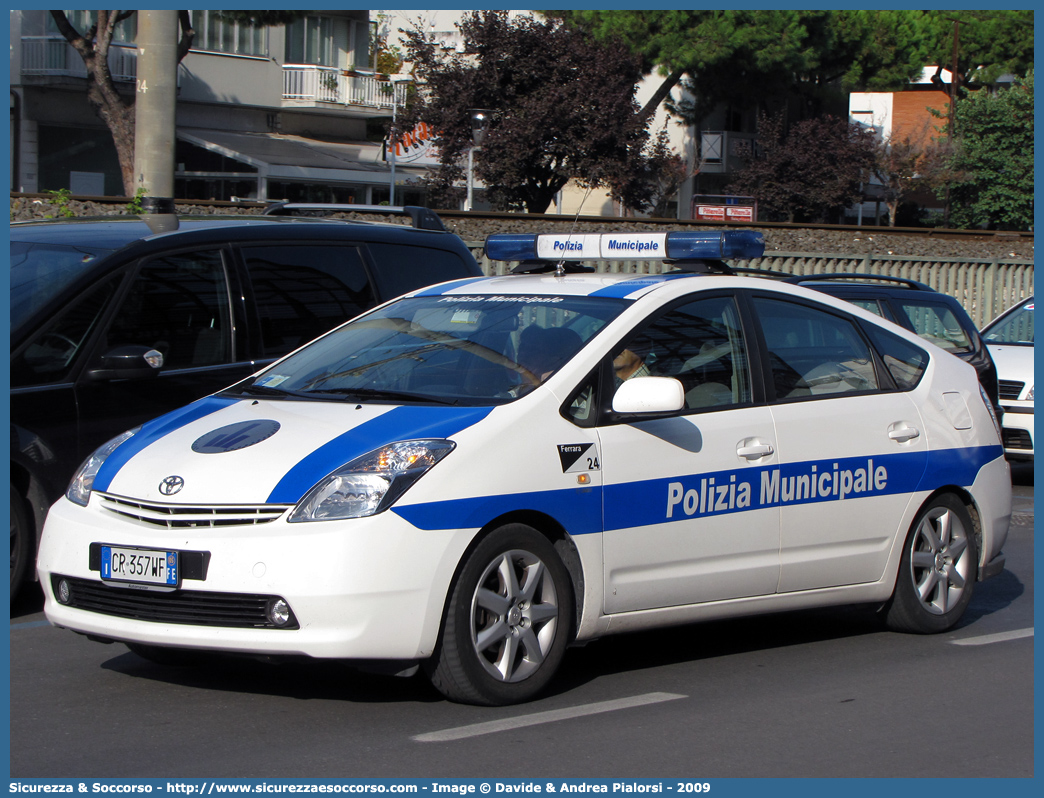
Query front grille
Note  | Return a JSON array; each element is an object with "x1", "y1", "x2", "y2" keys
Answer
[
  {"x1": 999, "y1": 380, "x2": 1026, "y2": 400},
  {"x1": 1003, "y1": 428, "x2": 1033, "y2": 450},
  {"x1": 97, "y1": 493, "x2": 289, "y2": 529},
  {"x1": 52, "y1": 575, "x2": 298, "y2": 629}
]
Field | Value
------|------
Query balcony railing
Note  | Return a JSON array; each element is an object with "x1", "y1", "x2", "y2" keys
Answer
[
  {"x1": 21, "y1": 36, "x2": 137, "y2": 81},
  {"x1": 282, "y1": 65, "x2": 409, "y2": 110}
]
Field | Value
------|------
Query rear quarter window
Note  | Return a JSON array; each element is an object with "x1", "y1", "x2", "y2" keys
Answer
[
  {"x1": 861, "y1": 323, "x2": 929, "y2": 391},
  {"x1": 366, "y1": 242, "x2": 478, "y2": 300}
]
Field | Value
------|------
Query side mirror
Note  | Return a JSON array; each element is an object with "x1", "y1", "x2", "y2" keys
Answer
[
  {"x1": 612, "y1": 376, "x2": 685, "y2": 414},
  {"x1": 87, "y1": 345, "x2": 164, "y2": 382}
]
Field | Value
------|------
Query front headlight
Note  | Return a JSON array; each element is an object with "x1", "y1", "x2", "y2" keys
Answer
[
  {"x1": 66, "y1": 428, "x2": 139, "y2": 506},
  {"x1": 1026, "y1": 384, "x2": 1034, "y2": 402},
  {"x1": 288, "y1": 439, "x2": 455, "y2": 523}
]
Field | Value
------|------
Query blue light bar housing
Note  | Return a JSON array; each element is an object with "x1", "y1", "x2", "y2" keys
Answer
[{"x1": 484, "y1": 230, "x2": 765, "y2": 263}]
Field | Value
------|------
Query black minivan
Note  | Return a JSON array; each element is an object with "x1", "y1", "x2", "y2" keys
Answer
[{"x1": 10, "y1": 212, "x2": 482, "y2": 596}]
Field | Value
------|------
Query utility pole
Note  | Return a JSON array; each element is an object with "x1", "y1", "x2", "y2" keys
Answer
[
  {"x1": 133, "y1": 10, "x2": 179, "y2": 214},
  {"x1": 943, "y1": 19, "x2": 959, "y2": 228}
]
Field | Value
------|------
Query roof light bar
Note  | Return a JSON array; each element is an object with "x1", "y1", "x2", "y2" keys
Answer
[{"x1": 484, "y1": 230, "x2": 765, "y2": 263}]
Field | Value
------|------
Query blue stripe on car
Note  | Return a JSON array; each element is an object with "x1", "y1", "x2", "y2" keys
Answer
[
  {"x1": 92, "y1": 396, "x2": 239, "y2": 493},
  {"x1": 589, "y1": 273, "x2": 694, "y2": 299},
  {"x1": 392, "y1": 446, "x2": 1002, "y2": 534},
  {"x1": 266, "y1": 405, "x2": 495, "y2": 503}
]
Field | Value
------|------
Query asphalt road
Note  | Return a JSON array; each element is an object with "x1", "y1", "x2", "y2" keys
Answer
[{"x1": 9, "y1": 464, "x2": 1034, "y2": 779}]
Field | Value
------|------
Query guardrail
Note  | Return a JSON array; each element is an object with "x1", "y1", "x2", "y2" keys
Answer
[{"x1": 466, "y1": 246, "x2": 1033, "y2": 327}]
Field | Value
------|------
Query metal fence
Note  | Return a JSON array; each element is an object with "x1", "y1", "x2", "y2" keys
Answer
[{"x1": 468, "y1": 246, "x2": 1034, "y2": 328}]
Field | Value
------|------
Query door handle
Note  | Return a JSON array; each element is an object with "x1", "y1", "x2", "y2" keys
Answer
[
  {"x1": 737, "y1": 441, "x2": 774, "y2": 460},
  {"x1": 888, "y1": 424, "x2": 921, "y2": 443}
]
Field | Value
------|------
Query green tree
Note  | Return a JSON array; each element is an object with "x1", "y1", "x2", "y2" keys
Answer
[
  {"x1": 942, "y1": 73, "x2": 1034, "y2": 231},
  {"x1": 869, "y1": 125, "x2": 949, "y2": 227},
  {"x1": 728, "y1": 113, "x2": 877, "y2": 223},
  {"x1": 922, "y1": 11, "x2": 1033, "y2": 91},
  {"x1": 552, "y1": 10, "x2": 932, "y2": 122},
  {"x1": 402, "y1": 11, "x2": 650, "y2": 214}
]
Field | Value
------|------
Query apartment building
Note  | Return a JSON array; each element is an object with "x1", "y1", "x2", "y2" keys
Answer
[{"x1": 10, "y1": 9, "x2": 430, "y2": 204}]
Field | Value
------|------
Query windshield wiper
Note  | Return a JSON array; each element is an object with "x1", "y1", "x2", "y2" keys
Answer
[
  {"x1": 308, "y1": 387, "x2": 461, "y2": 405},
  {"x1": 224, "y1": 383, "x2": 321, "y2": 400}
]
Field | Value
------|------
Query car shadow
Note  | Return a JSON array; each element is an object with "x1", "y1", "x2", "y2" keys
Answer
[
  {"x1": 101, "y1": 647, "x2": 445, "y2": 704},
  {"x1": 82, "y1": 568, "x2": 1023, "y2": 705}
]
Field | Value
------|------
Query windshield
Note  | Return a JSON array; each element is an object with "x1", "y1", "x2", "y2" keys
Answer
[
  {"x1": 229, "y1": 294, "x2": 628, "y2": 405},
  {"x1": 984, "y1": 300, "x2": 1034, "y2": 345},
  {"x1": 10, "y1": 241, "x2": 116, "y2": 330}
]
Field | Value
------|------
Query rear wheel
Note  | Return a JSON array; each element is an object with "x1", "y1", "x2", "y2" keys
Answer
[
  {"x1": 426, "y1": 524, "x2": 573, "y2": 705},
  {"x1": 886, "y1": 494, "x2": 978, "y2": 633},
  {"x1": 10, "y1": 485, "x2": 33, "y2": 600}
]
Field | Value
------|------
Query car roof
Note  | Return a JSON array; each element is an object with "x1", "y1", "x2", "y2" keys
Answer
[
  {"x1": 8, "y1": 214, "x2": 454, "y2": 250},
  {"x1": 785, "y1": 274, "x2": 941, "y2": 296},
  {"x1": 9, "y1": 215, "x2": 356, "y2": 247},
  {"x1": 414, "y1": 271, "x2": 846, "y2": 304}
]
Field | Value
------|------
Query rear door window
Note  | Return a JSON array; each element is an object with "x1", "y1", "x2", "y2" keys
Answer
[
  {"x1": 240, "y1": 245, "x2": 375, "y2": 357},
  {"x1": 896, "y1": 300, "x2": 972, "y2": 354},
  {"x1": 366, "y1": 242, "x2": 476, "y2": 300},
  {"x1": 753, "y1": 297, "x2": 879, "y2": 400}
]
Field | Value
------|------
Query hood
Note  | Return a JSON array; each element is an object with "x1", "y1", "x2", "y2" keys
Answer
[
  {"x1": 986, "y1": 344, "x2": 1034, "y2": 384},
  {"x1": 93, "y1": 396, "x2": 493, "y2": 506}
]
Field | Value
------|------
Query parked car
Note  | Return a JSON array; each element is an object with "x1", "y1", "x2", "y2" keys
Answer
[
  {"x1": 37, "y1": 230, "x2": 1010, "y2": 706},
  {"x1": 785, "y1": 274, "x2": 1001, "y2": 418},
  {"x1": 981, "y1": 297, "x2": 1034, "y2": 460},
  {"x1": 10, "y1": 211, "x2": 482, "y2": 598}
]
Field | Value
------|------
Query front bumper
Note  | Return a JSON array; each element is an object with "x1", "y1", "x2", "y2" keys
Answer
[
  {"x1": 37, "y1": 495, "x2": 476, "y2": 660},
  {"x1": 1000, "y1": 404, "x2": 1034, "y2": 459}
]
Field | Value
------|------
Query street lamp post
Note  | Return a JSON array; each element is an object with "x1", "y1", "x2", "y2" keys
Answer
[{"x1": 465, "y1": 109, "x2": 491, "y2": 211}]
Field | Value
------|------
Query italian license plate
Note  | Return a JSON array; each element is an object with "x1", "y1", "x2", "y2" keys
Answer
[{"x1": 101, "y1": 545, "x2": 178, "y2": 587}]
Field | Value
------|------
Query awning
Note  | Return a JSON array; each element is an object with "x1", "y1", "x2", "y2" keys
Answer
[{"x1": 177, "y1": 128, "x2": 427, "y2": 185}]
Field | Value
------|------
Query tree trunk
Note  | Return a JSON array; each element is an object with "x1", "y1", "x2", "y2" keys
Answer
[
  {"x1": 638, "y1": 68, "x2": 686, "y2": 122},
  {"x1": 50, "y1": 11, "x2": 194, "y2": 197}
]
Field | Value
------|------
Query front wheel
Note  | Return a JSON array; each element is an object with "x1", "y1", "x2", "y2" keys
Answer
[
  {"x1": 886, "y1": 493, "x2": 978, "y2": 633},
  {"x1": 10, "y1": 485, "x2": 33, "y2": 600},
  {"x1": 426, "y1": 524, "x2": 574, "y2": 705}
]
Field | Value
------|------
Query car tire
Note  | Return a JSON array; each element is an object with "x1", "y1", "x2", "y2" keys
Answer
[
  {"x1": 426, "y1": 524, "x2": 573, "y2": 706},
  {"x1": 885, "y1": 493, "x2": 978, "y2": 633},
  {"x1": 126, "y1": 643, "x2": 208, "y2": 667},
  {"x1": 10, "y1": 485, "x2": 33, "y2": 601}
]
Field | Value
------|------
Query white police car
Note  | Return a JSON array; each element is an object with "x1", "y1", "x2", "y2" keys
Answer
[{"x1": 37, "y1": 230, "x2": 1012, "y2": 706}]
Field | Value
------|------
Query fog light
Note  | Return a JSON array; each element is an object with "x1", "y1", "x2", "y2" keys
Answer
[
  {"x1": 57, "y1": 579, "x2": 71, "y2": 604},
  {"x1": 268, "y1": 599, "x2": 291, "y2": 626}
]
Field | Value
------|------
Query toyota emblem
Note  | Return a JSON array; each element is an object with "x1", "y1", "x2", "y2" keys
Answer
[{"x1": 159, "y1": 475, "x2": 185, "y2": 496}]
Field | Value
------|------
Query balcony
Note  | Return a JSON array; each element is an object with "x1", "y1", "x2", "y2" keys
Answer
[
  {"x1": 21, "y1": 35, "x2": 137, "y2": 81},
  {"x1": 282, "y1": 65, "x2": 409, "y2": 114}
]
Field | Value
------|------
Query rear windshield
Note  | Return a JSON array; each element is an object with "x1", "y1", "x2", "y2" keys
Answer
[{"x1": 10, "y1": 241, "x2": 115, "y2": 330}]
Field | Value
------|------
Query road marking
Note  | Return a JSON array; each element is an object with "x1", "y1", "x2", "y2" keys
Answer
[
  {"x1": 414, "y1": 691, "x2": 687, "y2": 743},
  {"x1": 951, "y1": 628, "x2": 1034, "y2": 646}
]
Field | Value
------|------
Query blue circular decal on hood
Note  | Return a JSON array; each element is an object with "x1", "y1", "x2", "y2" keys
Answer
[{"x1": 192, "y1": 420, "x2": 281, "y2": 454}]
